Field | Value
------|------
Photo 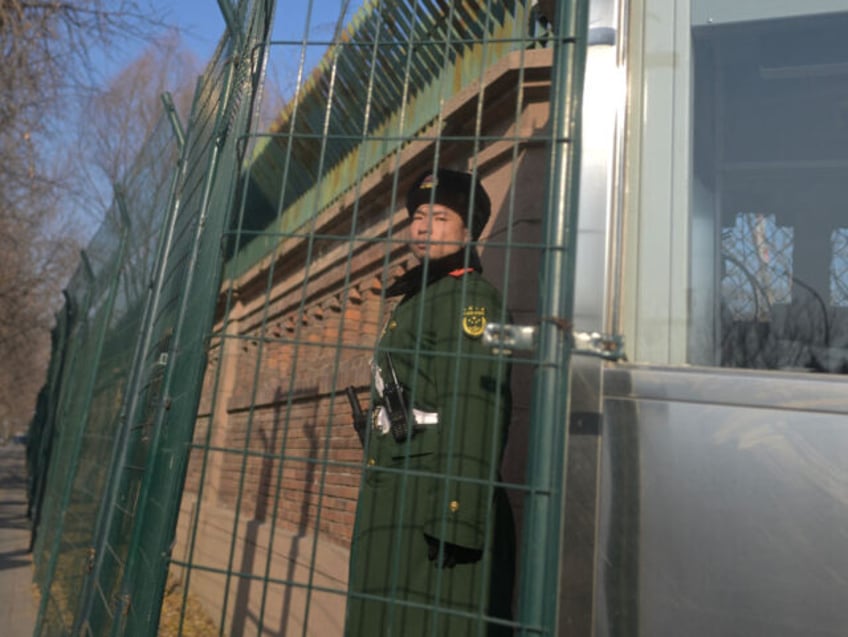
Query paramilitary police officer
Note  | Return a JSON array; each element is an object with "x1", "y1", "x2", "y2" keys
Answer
[{"x1": 345, "y1": 168, "x2": 515, "y2": 636}]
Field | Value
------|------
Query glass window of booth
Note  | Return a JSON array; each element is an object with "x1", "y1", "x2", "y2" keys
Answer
[{"x1": 628, "y1": 1, "x2": 848, "y2": 374}]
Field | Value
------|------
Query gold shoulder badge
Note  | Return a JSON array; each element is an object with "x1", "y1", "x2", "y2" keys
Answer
[{"x1": 462, "y1": 306, "x2": 487, "y2": 338}]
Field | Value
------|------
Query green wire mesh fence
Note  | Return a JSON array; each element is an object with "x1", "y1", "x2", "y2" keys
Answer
[{"x1": 28, "y1": 1, "x2": 587, "y2": 635}]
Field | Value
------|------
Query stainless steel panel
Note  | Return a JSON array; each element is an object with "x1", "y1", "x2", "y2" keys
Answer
[
  {"x1": 589, "y1": 0, "x2": 619, "y2": 30},
  {"x1": 691, "y1": 0, "x2": 847, "y2": 27},
  {"x1": 605, "y1": 365, "x2": 848, "y2": 413},
  {"x1": 560, "y1": 356, "x2": 604, "y2": 636},
  {"x1": 573, "y1": 0, "x2": 624, "y2": 332},
  {"x1": 597, "y1": 366, "x2": 848, "y2": 637}
]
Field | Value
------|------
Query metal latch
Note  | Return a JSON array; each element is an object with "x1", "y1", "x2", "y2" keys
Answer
[{"x1": 483, "y1": 322, "x2": 625, "y2": 361}]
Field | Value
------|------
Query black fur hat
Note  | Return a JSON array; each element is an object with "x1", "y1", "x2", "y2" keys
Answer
[{"x1": 405, "y1": 168, "x2": 491, "y2": 240}]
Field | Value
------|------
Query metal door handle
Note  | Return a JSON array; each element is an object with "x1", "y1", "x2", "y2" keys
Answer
[{"x1": 483, "y1": 322, "x2": 625, "y2": 361}]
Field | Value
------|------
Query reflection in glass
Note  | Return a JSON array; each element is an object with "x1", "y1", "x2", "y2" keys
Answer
[
  {"x1": 721, "y1": 213, "x2": 793, "y2": 321},
  {"x1": 690, "y1": 12, "x2": 848, "y2": 373},
  {"x1": 832, "y1": 229, "x2": 848, "y2": 307}
]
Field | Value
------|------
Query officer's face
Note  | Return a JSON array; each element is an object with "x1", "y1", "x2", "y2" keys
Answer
[{"x1": 409, "y1": 203, "x2": 470, "y2": 261}]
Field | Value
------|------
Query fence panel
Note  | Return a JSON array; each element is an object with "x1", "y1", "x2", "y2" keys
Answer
[
  {"x1": 73, "y1": 104, "x2": 190, "y2": 636},
  {"x1": 32, "y1": 193, "x2": 133, "y2": 635},
  {"x1": 29, "y1": 1, "x2": 588, "y2": 635},
  {"x1": 169, "y1": 1, "x2": 586, "y2": 636},
  {"x1": 92, "y1": 2, "x2": 275, "y2": 635}
]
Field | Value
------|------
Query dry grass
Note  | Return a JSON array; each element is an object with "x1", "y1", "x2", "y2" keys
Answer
[{"x1": 157, "y1": 574, "x2": 219, "y2": 636}]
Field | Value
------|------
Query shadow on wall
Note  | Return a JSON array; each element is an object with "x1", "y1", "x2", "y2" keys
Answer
[{"x1": 229, "y1": 386, "x2": 321, "y2": 637}]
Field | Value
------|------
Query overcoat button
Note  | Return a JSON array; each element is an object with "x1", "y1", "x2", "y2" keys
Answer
[{"x1": 449, "y1": 500, "x2": 460, "y2": 513}]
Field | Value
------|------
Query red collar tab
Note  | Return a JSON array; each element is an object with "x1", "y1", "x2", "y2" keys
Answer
[{"x1": 448, "y1": 267, "x2": 475, "y2": 278}]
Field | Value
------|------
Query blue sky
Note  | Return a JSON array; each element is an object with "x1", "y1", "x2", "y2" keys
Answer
[
  {"x1": 96, "y1": 2, "x2": 362, "y2": 90},
  {"x1": 150, "y1": 0, "x2": 362, "y2": 85},
  {"x1": 156, "y1": 1, "x2": 225, "y2": 62},
  {"x1": 92, "y1": 0, "x2": 362, "y2": 110}
]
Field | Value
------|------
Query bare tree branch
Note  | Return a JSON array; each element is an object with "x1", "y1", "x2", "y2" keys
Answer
[{"x1": 0, "y1": 0, "x2": 182, "y2": 432}]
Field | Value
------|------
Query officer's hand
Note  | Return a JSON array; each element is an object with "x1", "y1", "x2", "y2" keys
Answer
[{"x1": 424, "y1": 534, "x2": 482, "y2": 569}]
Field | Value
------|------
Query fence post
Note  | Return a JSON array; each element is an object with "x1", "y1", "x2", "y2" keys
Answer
[{"x1": 517, "y1": 0, "x2": 589, "y2": 634}]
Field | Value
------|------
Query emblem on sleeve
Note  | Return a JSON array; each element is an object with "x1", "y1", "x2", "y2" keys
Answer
[{"x1": 461, "y1": 306, "x2": 487, "y2": 338}]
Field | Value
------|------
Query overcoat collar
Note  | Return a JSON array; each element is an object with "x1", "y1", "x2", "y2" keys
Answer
[{"x1": 385, "y1": 248, "x2": 483, "y2": 299}]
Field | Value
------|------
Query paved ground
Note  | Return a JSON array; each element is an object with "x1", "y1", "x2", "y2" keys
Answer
[{"x1": 0, "y1": 443, "x2": 37, "y2": 637}]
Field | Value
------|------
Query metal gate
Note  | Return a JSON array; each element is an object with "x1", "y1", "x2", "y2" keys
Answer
[{"x1": 27, "y1": 1, "x2": 588, "y2": 635}]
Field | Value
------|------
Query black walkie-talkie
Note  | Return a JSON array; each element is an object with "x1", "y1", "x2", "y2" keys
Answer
[
  {"x1": 381, "y1": 353, "x2": 413, "y2": 443},
  {"x1": 345, "y1": 386, "x2": 367, "y2": 447}
]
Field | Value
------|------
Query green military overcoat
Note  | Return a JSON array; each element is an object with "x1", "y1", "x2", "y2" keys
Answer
[{"x1": 346, "y1": 250, "x2": 515, "y2": 636}]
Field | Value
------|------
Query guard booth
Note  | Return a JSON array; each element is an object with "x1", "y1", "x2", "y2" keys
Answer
[{"x1": 565, "y1": 0, "x2": 848, "y2": 635}]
